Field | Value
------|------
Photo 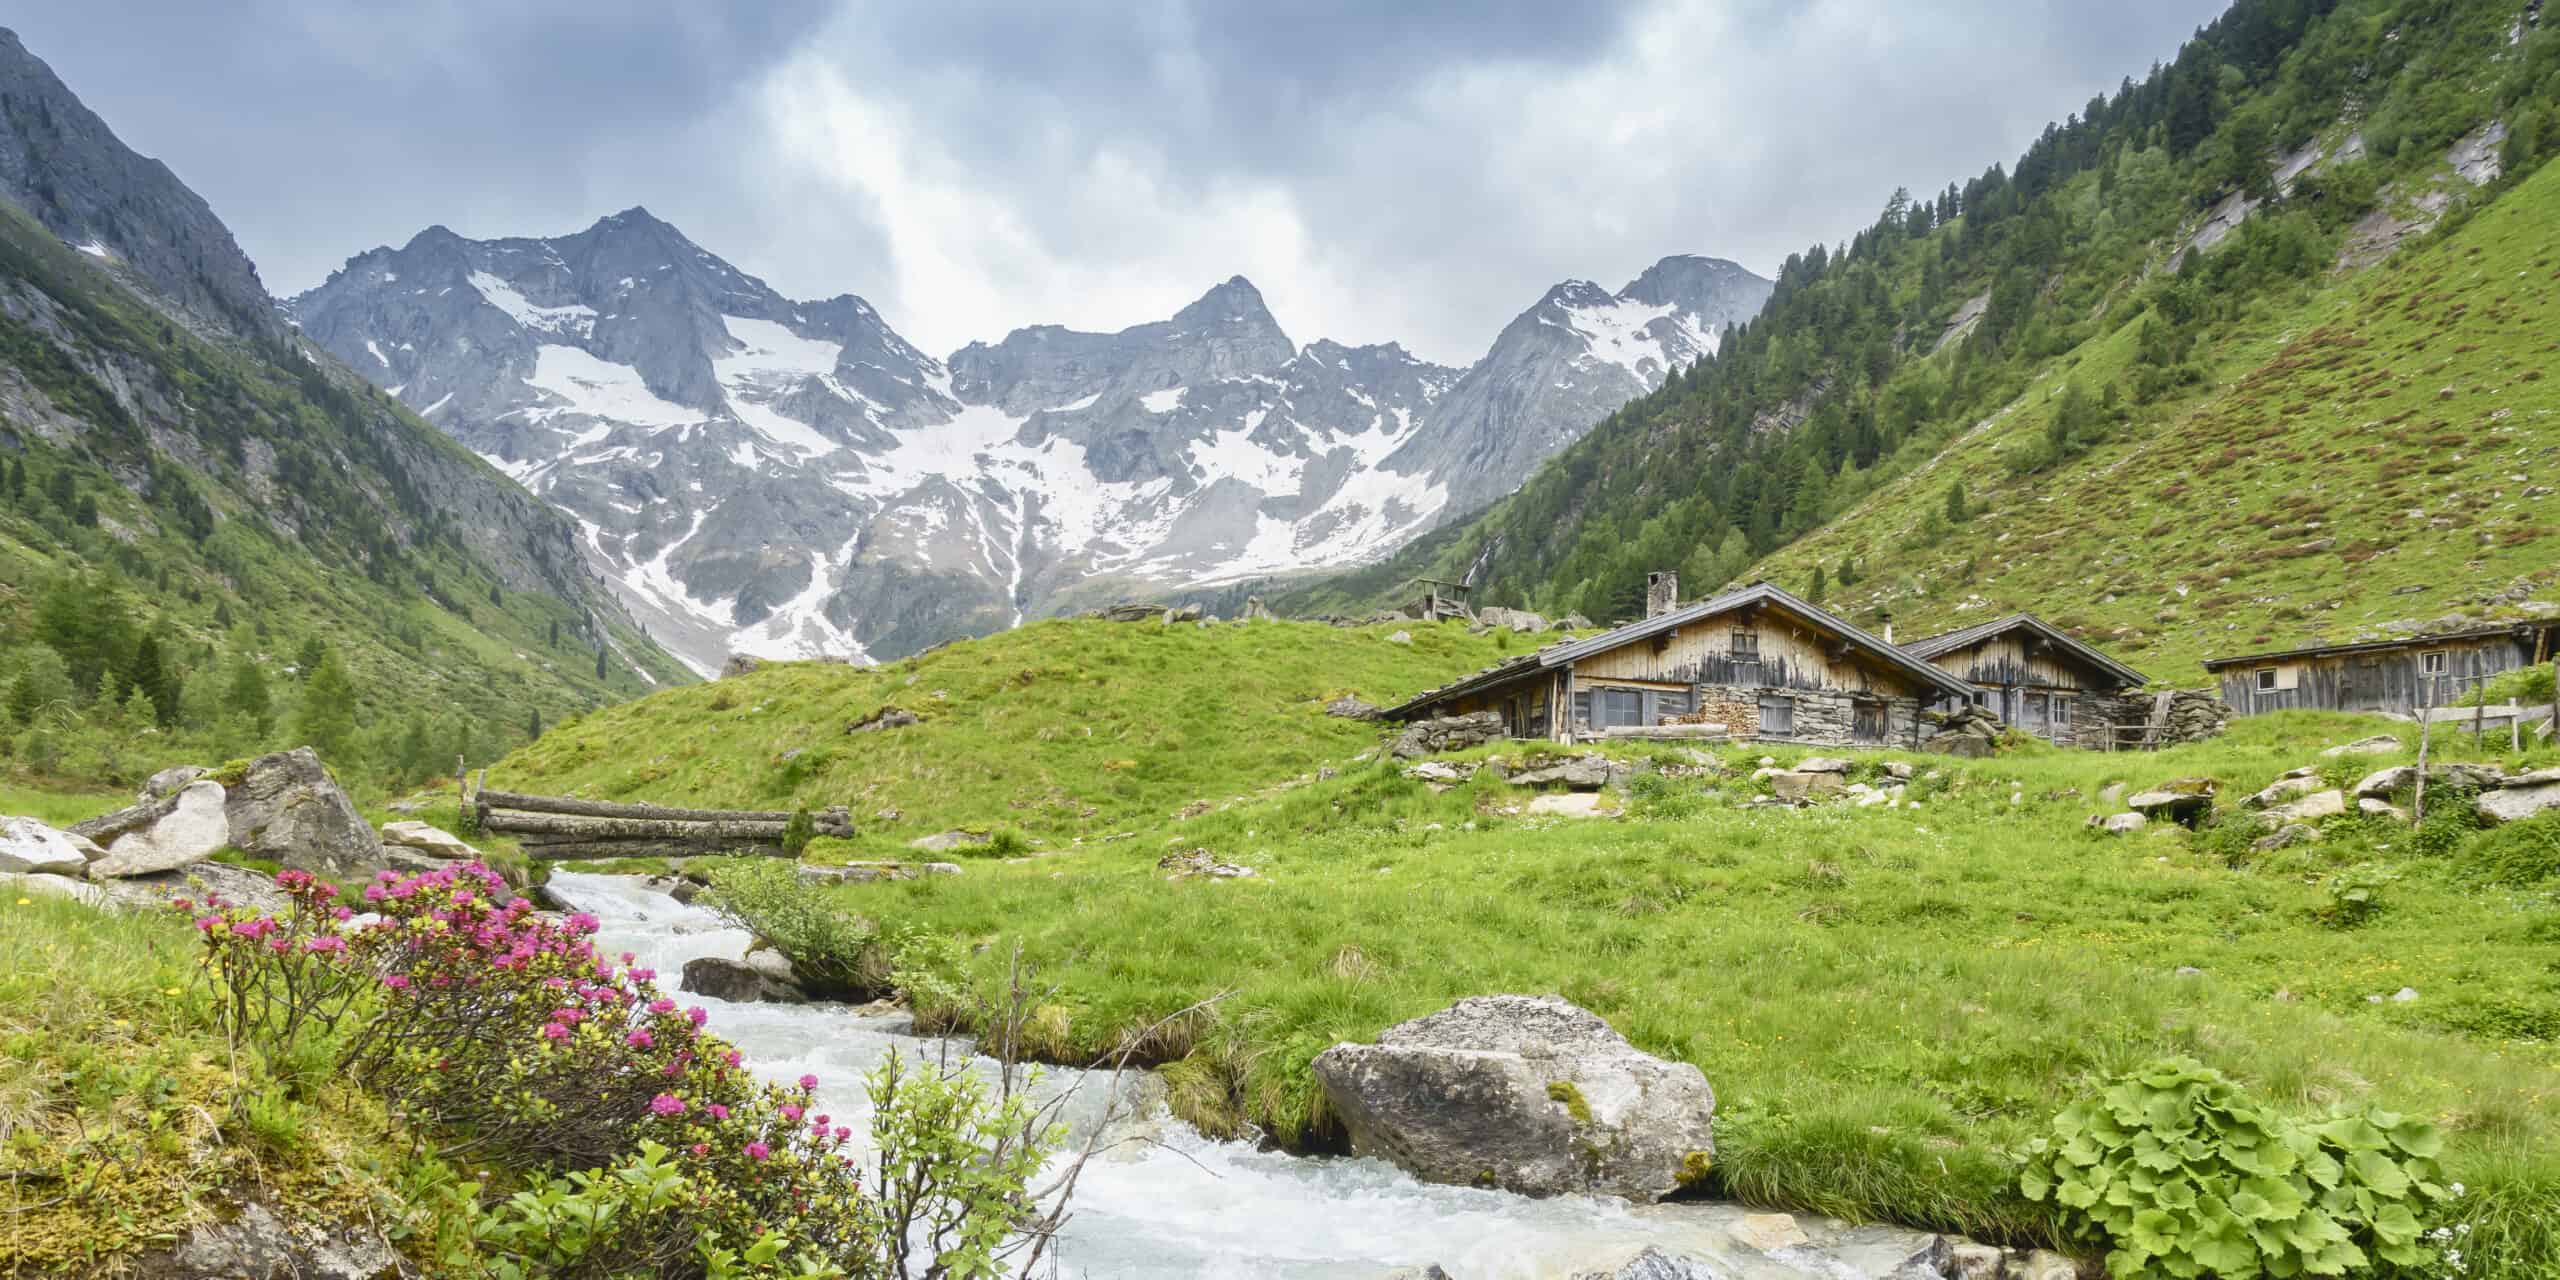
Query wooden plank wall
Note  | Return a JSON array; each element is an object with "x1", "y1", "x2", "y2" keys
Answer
[
  {"x1": 1574, "y1": 608, "x2": 1927, "y2": 696},
  {"x1": 2217, "y1": 635, "x2": 2531, "y2": 716}
]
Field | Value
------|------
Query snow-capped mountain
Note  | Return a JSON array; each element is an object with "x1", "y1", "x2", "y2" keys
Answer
[{"x1": 288, "y1": 210, "x2": 1770, "y2": 671}]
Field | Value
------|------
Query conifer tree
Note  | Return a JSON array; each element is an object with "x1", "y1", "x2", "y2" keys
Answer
[
  {"x1": 595, "y1": 647, "x2": 609, "y2": 680},
  {"x1": 226, "y1": 656, "x2": 272, "y2": 730},
  {"x1": 293, "y1": 649, "x2": 359, "y2": 765},
  {"x1": 1809, "y1": 564, "x2": 1829, "y2": 603},
  {"x1": 1944, "y1": 482, "x2": 1971, "y2": 524}
]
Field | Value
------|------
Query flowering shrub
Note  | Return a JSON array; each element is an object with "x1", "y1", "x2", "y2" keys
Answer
[
  {"x1": 2021, "y1": 1057, "x2": 2457, "y2": 1278},
  {"x1": 186, "y1": 862, "x2": 1059, "y2": 1279}
]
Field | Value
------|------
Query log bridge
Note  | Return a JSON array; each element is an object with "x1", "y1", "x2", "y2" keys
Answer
[{"x1": 472, "y1": 787, "x2": 855, "y2": 862}]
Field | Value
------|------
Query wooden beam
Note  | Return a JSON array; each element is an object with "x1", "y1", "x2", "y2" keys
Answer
[{"x1": 478, "y1": 790, "x2": 850, "y2": 826}]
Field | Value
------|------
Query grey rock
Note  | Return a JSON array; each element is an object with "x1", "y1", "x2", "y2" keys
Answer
[
  {"x1": 0, "y1": 870, "x2": 107, "y2": 907},
  {"x1": 680, "y1": 953, "x2": 810, "y2": 1004},
  {"x1": 798, "y1": 861, "x2": 960, "y2": 884},
  {"x1": 2357, "y1": 797, "x2": 2412, "y2": 823},
  {"x1": 1388, "y1": 630, "x2": 1413, "y2": 645},
  {"x1": 1526, "y1": 793, "x2": 1613, "y2": 818},
  {"x1": 1325, "y1": 694, "x2": 1384, "y2": 721},
  {"x1": 2246, "y1": 775, "x2": 2324, "y2": 809},
  {"x1": 721, "y1": 654, "x2": 764, "y2": 678},
  {"x1": 1380, "y1": 1268, "x2": 1457, "y2": 1280},
  {"x1": 379, "y1": 820, "x2": 478, "y2": 860},
  {"x1": 2478, "y1": 782, "x2": 2560, "y2": 826},
  {"x1": 1792, "y1": 756, "x2": 1853, "y2": 774},
  {"x1": 2013, "y1": 1250, "x2": 2079, "y2": 1280},
  {"x1": 2320, "y1": 735, "x2": 2403, "y2": 758},
  {"x1": 224, "y1": 748, "x2": 386, "y2": 883},
  {"x1": 1405, "y1": 761, "x2": 1474, "y2": 785},
  {"x1": 1477, "y1": 606, "x2": 1551, "y2": 633},
  {"x1": 2354, "y1": 762, "x2": 2508, "y2": 797},
  {"x1": 1159, "y1": 849, "x2": 1255, "y2": 880},
  {"x1": 2125, "y1": 778, "x2": 2217, "y2": 824},
  {"x1": 2100, "y1": 812, "x2": 2149, "y2": 835},
  {"x1": 91, "y1": 861, "x2": 294, "y2": 915},
  {"x1": 1568, "y1": 1247, "x2": 1734, "y2": 1280},
  {"x1": 1391, "y1": 711, "x2": 1505, "y2": 760},
  {"x1": 1882, "y1": 761, "x2": 1915, "y2": 780},
  {"x1": 88, "y1": 780, "x2": 232, "y2": 877},
  {"x1": 1768, "y1": 771, "x2": 1845, "y2": 802},
  {"x1": 907, "y1": 830, "x2": 992, "y2": 854},
  {"x1": 2259, "y1": 789, "x2": 2346, "y2": 827},
  {"x1": 2252, "y1": 824, "x2": 2322, "y2": 852},
  {"x1": 1311, "y1": 994, "x2": 1714, "y2": 1202},
  {"x1": 143, "y1": 764, "x2": 211, "y2": 801},
  {"x1": 848, "y1": 704, "x2": 924, "y2": 734},
  {"x1": 2097, "y1": 783, "x2": 2126, "y2": 806},
  {"x1": 0, "y1": 816, "x2": 101, "y2": 876},
  {"x1": 161, "y1": 1199, "x2": 398, "y2": 1280},
  {"x1": 1507, "y1": 755, "x2": 1625, "y2": 790}
]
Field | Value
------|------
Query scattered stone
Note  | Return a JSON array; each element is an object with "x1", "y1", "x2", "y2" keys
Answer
[
  {"x1": 908, "y1": 830, "x2": 992, "y2": 854},
  {"x1": 2175, "y1": 966, "x2": 2205, "y2": 977},
  {"x1": 2478, "y1": 782, "x2": 2560, "y2": 826},
  {"x1": 2357, "y1": 797, "x2": 2411, "y2": 823},
  {"x1": 2355, "y1": 763, "x2": 2508, "y2": 798},
  {"x1": 1390, "y1": 711, "x2": 1504, "y2": 759},
  {"x1": 1882, "y1": 761, "x2": 1915, "y2": 780},
  {"x1": 1526, "y1": 793, "x2": 1613, "y2": 818},
  {"x1": 1311, "y1": 994, "x2": 1715, "y2": 1202},
  {"x1": 1241, "y1": 596, "x2": 1278, "y2": 622},
  {"x1": 2259, "y1": 789, "x2": 2347, "y2": 828},
  {"x1": 1387, "y1": 630, "x2": 1413, "y2": 645},
  {"x1": 142, "y1": 764, "x2": 210, "y2": 800},
  {"x1": 680, "y1": 953, "x2": 809, "y2": 1004},
  {"x1": 1568, "y1": 1247, "x2": 1724, "y2": 1279},
  {"x1": 2321, "y1": 735, "x2": 2403, "y2": 758},
  {"x1": 1382, "y1": 1268, "x2": 1457, "y2": 1280},
  {"x1": 1730, "y1": 1213, "x2": 1812, "y2": 1253},
  {"x1": 379, "y1": 820, "x2": 478, "y2": 860},
  {"x1": 1476, "y1": 606, "x2": 1551, "y2": 634},
  {"x1": 2252, "y1": 824, "x2": 2323, "y2": 852},
  {"x1": 224, "y1": 748, "x2": 387, "y2": 882},
  {"x1": 720, "y1": 654, "x2": 763, "y2": 678},
  {"x1": 2500, "y1": 765, "x2": 2560, "y2": 788},
  {"x1": 848, "y1": 705, "x2": 924, "y2": 734},
  {"x1": 1404, "y1": 761, "x2": 1474, "y2": 787},
  {"x1": 2097, "y1": 783, "x2": 2126, "y2": 806},
  {"x1": 1793, "y1": 757, "x2": 1852, "y2": 774},
  {"x1": 2014, "y1": 1250, "x2": 2079, "y2": 1280},
  {"x1": 2124, "y1": 778, "x2": 2217, "y2": 825},
  {"x1": 0, "y1": 816, "x2": 101, "y2": 877},
  {"x1": 2392, "y1": 987, "x2": 2420, "y2": 1002},
  {"x1": 85, "y1": 780, "x2": 232, "y2": 878},
  {"x1": 797, "y1": 861, "x2": 960, "y2": 885},
  {"x1": 2246, "y1": 775, "x2": 2325, "y2": 808},
  {"x1": 0, "y1": 870, "x2": 106, "y2": 907},
  {"x1": 1325, "y1": 694, "x2": 1383, "y2": 721},
  {"x1": 1947, "y1": 1242, "x2": 2007, "y2": 1280},
  {"x1": 1159, "y1": 849, "x2": 1255, "y2": 880},
  {"x1": 1175, "y1": 799, "x2": 1215, "y2": 820},
  {"x1": 91, "y1": 861, "x2": 294, "y2": 914},
  {"x1": 2100, "y1": 812, "x2": 2149, "y2": 835},
  {"x1": 1506, "y1": 755, "x2": 1624, "y2": 790},
  {"x1": 1769, "y1": 771, "x2": 1847, "y2": 803}
]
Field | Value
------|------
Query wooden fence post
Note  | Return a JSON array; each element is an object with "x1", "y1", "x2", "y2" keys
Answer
[{"x1": 2414, "y1": 679, "x2": 2432, "y2": 825}]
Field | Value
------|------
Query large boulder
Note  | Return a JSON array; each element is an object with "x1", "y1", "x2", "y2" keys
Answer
[
  {"x1": 1390, "y1": 711, "x2": 1505, "y2": 760},
  {"x1": 141, "y1": 764, "x2": 210, "y2": 800},
  {"x1": 1, "y1": 870, "x2": 107, "y2": 907},
  {"x1": 379, "y1": 820, "x2": 479, "y2": 860},
  {"x1": 82, "y1": 780, "x2": 232, "y2": 877},
  {"x1": 1505, "y1": 755, "x2": 1625, "y2": 790},
  {"x1": 2258, "y1": 789, "x2": 2346, "y2": 828},
  {"x1": 0, "y1": 816, "x2": 102, "y2": 877},
  {"x1": 2354, "y1": 763, "x2": 2509, "y2": 798},
  {"x1": 2478, "y1": 782, "x2": 2560, "y2": 826},
  {"x1": 1325, "y1": 694, "x2": 1384, "y2": 721},
  {"x1": 680, "y1": 952, "x2": 810, "y2": 1004},
  {"x1": 1769, "y1": 771, "x2": 1846, "y2": 803},
  {"x1": 2245, "y1": 772, "x2": 2323, "y2": 809},
  {"x1": 224, "y1": 748, "x2": 385, "y2": 882},
  {"x1": 1311, "y1": 994, "x2": 1715, "y2": 1202},
  {"x1": 2320, "y1": 735, "x2": 2403, "y2": 758}
]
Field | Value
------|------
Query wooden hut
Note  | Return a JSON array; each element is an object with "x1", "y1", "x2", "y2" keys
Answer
[
  {"x1": 1902, "y1": 612, "x2": 2149, "y2": 747},
  {"x1": 2202, "y1": 622, "x2": 2560, "y2": 717}
]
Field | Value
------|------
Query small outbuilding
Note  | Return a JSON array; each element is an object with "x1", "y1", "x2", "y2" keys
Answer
[
  {"x1": 2203, "y1": 622, "x2": 2560, "y2": 717},
  {"x1": 1902, "y1": 612, "x2": 2150, "y2": 747},
  {"x1": 1382, "y1": 577, "x2": 1976, "y2": 747}
]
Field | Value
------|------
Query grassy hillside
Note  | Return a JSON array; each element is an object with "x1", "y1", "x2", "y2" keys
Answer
[
  {"x1": 785, "y1": 713, "x2": 2560, "y2": 1273},
  {"x1": 490, "y1": 617, "x2": 1517, "y2": 850},
  {"x1": 0, "y1": 194, "x2": 692, "y2": 796},
  {"x1": 1287, "y1": 0, "x2": 2560, "y2": 670},
  {"x1": 1762, "y1": 151, "x2": 2560, "y2": 677}
]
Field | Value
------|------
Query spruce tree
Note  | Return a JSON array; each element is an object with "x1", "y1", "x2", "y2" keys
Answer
[
  {"x1": 595, "y1": 647, "x2": 609, "y2": 680},
  {"x1": 527, "y1": 708, "x2": 543, "y2": 741},
  {"x1": 227, "y1": 657, "x2": 272, "y2": 730},
  {"x1": 1809, "y1": 564, "x2": 1829, "y2": 603},
  {"x1": 1944, "y1": 482, "x2": 1971, "y2": 524},
  {"x1": 296, "y1": 636, "x2": 328, "y2": 678},
  {"x1": 292, "y1": 650, "x2": 360, "y2": 765}
]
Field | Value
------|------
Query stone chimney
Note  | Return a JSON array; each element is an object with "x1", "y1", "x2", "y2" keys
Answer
[
  {"x1": 1879, "y1": 610, "x2": 1895, "y2": 644},
  {"x1": 1645, "y1": 571, "x2": 1678, "y2": 619}
]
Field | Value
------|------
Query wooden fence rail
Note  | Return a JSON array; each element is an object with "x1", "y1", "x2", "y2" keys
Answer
[{"x1": 469, "y1": 781, "x2": 854, "y2": 862}]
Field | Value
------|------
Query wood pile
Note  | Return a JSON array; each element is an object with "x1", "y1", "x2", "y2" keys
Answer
[{"x1": 472, "y1": 787, "x2": 854, "y2": 862}]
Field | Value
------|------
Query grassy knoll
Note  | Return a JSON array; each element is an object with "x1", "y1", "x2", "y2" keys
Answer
[
  {"x1": 1759, "y1": 153, "x2": 2560, "y2": 679},
  {"x1": 783, "y1": 710, "x2": 2560, "y2": 1271},
  {"x1": 0, "y1": 896, "x2": 458, "y2": 1273},
  {"x1": 491, "y1": 617, "x2": 1518, "y2": 855}
]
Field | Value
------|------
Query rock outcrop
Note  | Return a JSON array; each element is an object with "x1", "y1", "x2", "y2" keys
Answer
[
  {"x1": 0, "y1": 816, "x2": 102, "y2": 877},
  {"x1": 2124, "y1": 778, "x2": 2217, "y2": 826},
  {"x1": 224, "y1": 748, "x2": 386, "y2": 881},
  {"x1": 379, "y1": 820, "x2": 480, "y2": 861},
  {"x1": 80, "y1": 780, "x2": 232, "y2": 877},
  {"x1": 1312, "y1": 994, "x2": 1715, "y2": 1202},
  {"x1": 680, "y1": 952, "x2": 810, "y2": 1005}
]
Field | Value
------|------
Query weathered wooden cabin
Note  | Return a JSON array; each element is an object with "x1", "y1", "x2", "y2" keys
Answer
[
  {"x1": 2203, "y1": 622, "x2": 2560, "y2": 717},
  {"x1": 1381, "y1": 578, "x2": 1976, "y2": 746},
  {"x1": 1902, "y1": 613, "x2": 2149, "y2": 747}
]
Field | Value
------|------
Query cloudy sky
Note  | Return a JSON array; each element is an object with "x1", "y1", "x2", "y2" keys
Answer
[{"x1": 20, "y1": 0, "x2": 2227, "y2": 365}]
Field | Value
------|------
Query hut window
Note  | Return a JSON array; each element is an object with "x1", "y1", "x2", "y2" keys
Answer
[
  {"x1": 2419, "y1": 650, "x2": 2448, "y2": 676},
  {"x1": 1730, "y1": 628, "x2": 1759, "y2": 660},
  {"x1": 2255, "y1": 668, "x2": 2278, "y2": 693}
]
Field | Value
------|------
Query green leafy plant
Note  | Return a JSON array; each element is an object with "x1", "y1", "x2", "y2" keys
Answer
[
  {"x1": 780, "y1": 807, "x2": 815, "y2": 857},
  {"x1": 2021, "y1": 1057, "x2": 2454, "y2": 1278},
  {"x1": 703, "y1": 860, "x2": 888, "y2": 998},
  {"x1": 2315, "y1": 863, "x2": 2395, "y2": 930}
]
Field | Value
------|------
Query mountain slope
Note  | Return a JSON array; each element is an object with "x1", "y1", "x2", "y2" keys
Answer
[
  {"x1": 289, "y1": 216, "x2": 1770, "y2": 671},
  {"x1": 1297, "y1": 0, "x2": 2558, "y2": 671},
  {"x1": 0, "y1": 29, "x2": 692, "y2": 787}
]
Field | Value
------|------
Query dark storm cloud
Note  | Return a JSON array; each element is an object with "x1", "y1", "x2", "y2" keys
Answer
[{"x1": 7, "y1": 1, "x2": 2230, "y2": 362}]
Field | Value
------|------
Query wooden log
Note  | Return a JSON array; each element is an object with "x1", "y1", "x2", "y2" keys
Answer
[
  {"x1": 482, "y1": 813, "x2": 848, "y2": 841},
  {"x1": 523, "y1": 839, "x2": 796, "y2": 863},
  {"x1": 478, "y1": 790, "x2": 849, "y2": 826}
]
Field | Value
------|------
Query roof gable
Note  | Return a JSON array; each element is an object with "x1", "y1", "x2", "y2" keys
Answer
[
  {"x1": 1903, "y1": 612, "x2": 2149, "y2": 689},
  {"x1": 1540, "y1": 582, "x2": 1977, "y2": 699}
]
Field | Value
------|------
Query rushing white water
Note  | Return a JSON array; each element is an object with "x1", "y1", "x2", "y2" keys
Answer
[{"x1": 548, "y1": 873, "x2": 1935, "y2": 1279}]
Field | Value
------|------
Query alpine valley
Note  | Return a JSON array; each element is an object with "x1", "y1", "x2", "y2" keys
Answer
[{"x1": 287, "y1": 219, "x2": 1770, "y2": 671}]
